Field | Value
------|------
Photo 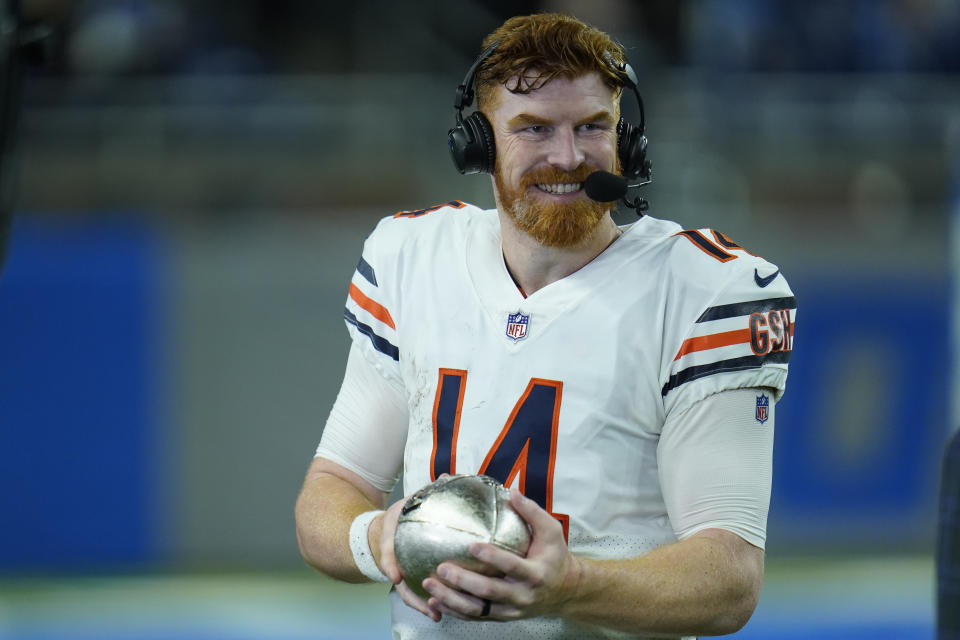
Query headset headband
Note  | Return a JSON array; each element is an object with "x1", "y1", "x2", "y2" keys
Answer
[
  {"x1": 454, "y1": 40, "x2": 499, "y2": 113},
  {"x1": 454, "y1": 42, "x2": 643, "y2": 134}
]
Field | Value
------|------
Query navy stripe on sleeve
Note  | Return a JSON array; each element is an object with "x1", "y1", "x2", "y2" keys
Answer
[
  {"x1": 344, "y1": 308, "x2": 399, "y2": 361},
  {"x1": 356, "y1": 256, "x2": 378, "y2": 287},
  {"x1": 711, "y1": 230, "x2": 742, "y2": 249},
  {"x1": 677, "y1": 230, "x2": 736, "y2": 262},
  {"x1": 661, "y1": 351, "x2": 791, "y2": 397},
  {"x1": 697, "y1": 296, "x2": 797, "y2": 323}
]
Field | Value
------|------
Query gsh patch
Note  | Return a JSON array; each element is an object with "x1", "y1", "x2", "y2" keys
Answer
[
  {"x1": 506, "y1": 312, "x2": 529, "y2": 341},
  {"x1": 755, "y1": 393, "x2": 769, "y2": 424}
]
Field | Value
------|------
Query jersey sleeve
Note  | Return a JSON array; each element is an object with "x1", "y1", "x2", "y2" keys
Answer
[
  {"x1": 661, "y1": 231, "x2": 797, "y2": 418},
  {"x1": 658, "y1": 387, "x2": 774, "y2": 548},
  {"x1": 315, "y1": 342, "x2": 408, "y2": 493},
  {"x1": 343, "y1": 216, "x2": 404, "y2": 386}
]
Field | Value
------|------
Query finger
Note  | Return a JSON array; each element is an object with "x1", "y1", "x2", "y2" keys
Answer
[
  {"x1": 379, "y1": 499, "x2": 411, "y2": 584},
  {"x1": 396, "y1": 579, "x2": 442, "y2": 622},
  {"x1": 429, "y1": 600, "x2": 473, "y2": 621},
  {"x1": 428, "y1": 586, "x2": 524, "y2": 622},
  {"x1": 423, "y1": 575, "x2": 490, "y2": 619},
  {"x1": 379, "y1": 526, "x2": 402, "y2": 584},
  {"x1": 469, "y1": 542, "x2": 530, "y2": 579},
  {"x1": 435, "y1": 560, "x2": 528, "y2": 609}
]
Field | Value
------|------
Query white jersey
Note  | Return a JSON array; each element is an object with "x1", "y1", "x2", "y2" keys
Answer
[{"x1": 341, "y1": 201, "x2": 796, "y2": 639}]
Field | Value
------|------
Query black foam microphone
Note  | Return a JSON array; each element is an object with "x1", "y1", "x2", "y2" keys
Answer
[{"x1": 584, "y1": 171, "x2": 628, "y2": 203}]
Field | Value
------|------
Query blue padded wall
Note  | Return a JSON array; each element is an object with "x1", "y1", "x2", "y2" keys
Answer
[{"x1": 0, "y1": 216, "x2": 163, "y2": 571}]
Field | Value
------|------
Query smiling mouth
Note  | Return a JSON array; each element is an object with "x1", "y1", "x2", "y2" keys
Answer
[{"x1": 535, "y1": 182, "x2": 583, "y2": 195}]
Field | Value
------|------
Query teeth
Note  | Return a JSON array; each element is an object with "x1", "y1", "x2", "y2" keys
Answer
[{"x1": 537, "y1": 183, "x2": 582, "y2": 194}]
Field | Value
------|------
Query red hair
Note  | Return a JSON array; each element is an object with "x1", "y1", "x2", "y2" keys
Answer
[{"x1": 476, "y1": 13, "x2": 627, "y2": 110}]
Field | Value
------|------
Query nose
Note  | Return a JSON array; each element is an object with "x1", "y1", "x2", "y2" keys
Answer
[{"x1": 545, "y1": 127, "x2": 584, "y2": 171}]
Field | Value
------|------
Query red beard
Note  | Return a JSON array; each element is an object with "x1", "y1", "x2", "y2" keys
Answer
[{"x1": 494, "y1": 165, "x2": 611, "y2": 248}]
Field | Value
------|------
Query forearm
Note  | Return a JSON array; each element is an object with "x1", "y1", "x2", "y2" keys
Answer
[
  {"x1": 294, "y1": 459, "x2": 386, "y2": 583},
  {"x1": 564, "y1": 529, "x2": 763, "y2": 636}
]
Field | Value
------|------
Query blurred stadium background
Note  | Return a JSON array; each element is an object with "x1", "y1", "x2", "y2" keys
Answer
[{"x1": 1, "y1": 0, "x2": 957, "y2": 638}]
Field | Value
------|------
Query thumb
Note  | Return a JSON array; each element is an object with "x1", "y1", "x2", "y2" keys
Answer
[
  {"x1": 509, "y1": 487, "x2": 556, "y2": 534},
  {"x1": 378, "y1": 505, "x2": 404, "y2": 584}
]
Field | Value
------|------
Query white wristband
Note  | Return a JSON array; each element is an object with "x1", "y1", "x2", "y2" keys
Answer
[{"x1": 349, "y1": 510, "x2": 392, "y2": 583}]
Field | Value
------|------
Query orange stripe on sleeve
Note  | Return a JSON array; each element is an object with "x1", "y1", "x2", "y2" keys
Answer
[
  {"x1": 348, "y1": 283, "x2": 396, "y2": 330},
  {"x1": 674, "y1": 328, "x2": 751, "y2": 361}
]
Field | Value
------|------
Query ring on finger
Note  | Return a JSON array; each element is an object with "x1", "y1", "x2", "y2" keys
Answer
[{"x1": 480, "y1": 598, "x2": 491, "y2": 617}]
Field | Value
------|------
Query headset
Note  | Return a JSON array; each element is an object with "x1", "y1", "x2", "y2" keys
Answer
[{"x1": 447, "y1": 41, "x2": 652, "y2": 190}]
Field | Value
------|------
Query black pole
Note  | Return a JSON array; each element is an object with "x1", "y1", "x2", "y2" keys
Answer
[
  {"x1": 0, "y1": 0, "x2": 59, "y2": 275},
  {"x1": 938, "y1": 427, "x2": 960, "y2": 638},
  {"x1": 0, "y1": 0, "x2": 24, "y2": 274}
]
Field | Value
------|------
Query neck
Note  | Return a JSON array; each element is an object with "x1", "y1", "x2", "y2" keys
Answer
[{"x1": 498, "y1": 210, "x2": 620, "y2": 295}]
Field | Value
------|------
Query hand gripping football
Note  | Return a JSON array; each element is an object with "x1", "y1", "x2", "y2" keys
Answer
[{"x1": 394, "y1": 474, "x2": 532, "y2": 599}]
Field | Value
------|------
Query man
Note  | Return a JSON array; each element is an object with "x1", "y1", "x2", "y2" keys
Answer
[{"x1": 295, "y1": 13, "x2": 796, "y2": 639}]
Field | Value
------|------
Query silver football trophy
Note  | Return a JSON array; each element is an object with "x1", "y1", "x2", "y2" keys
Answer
[{"x1": 394, "y1": 474, "x2": 532, "y2": 599}]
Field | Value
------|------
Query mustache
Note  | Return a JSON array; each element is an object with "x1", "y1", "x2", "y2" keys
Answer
[{"x1": 519, "y1": 165, "x2": 598, "y2": 189}]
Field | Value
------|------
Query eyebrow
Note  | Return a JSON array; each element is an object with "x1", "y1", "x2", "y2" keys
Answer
[
  {"x1": 507, "y1": 113, "x2": 552, "y2": 128},
  {"x1": 576, "y1": 111, "x2": 617, "y2": 127},
  {"x1": 506, "y1": 110, "x2": 616, "y2": 129}
]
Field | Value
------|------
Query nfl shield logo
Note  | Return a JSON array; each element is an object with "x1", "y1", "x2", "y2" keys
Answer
[
  {"x1": 755, "y1": 393, "x2": 769, "y2": 424},
  {"x1": 505, "y1": 312, "x2": 529, "y2": 341}
]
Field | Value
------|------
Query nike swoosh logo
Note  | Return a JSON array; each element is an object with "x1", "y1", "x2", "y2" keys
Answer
[{"x1": 754, "y1": 268, "x2": 780, "y2": 288}]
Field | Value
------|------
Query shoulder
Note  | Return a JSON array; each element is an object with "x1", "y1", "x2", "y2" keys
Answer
[
  {"x1": 663, "y1": 225, "x2": 797, "y2": 343},
  {"x1": 627, "y1": 219, "x2": 794, "y2": 306},
  {"x1": 668, "y1": 226, "x2": 784, "y2": 289},
  {"x1": 370, "y1": 200, "x2": 489, "y2": 241},
  {"x1": 357, "y1": 201, "x2": 494, "y2": 295},
  {"x1": 345, "y1": 201, "x2": 488, "y2": 372},
  {"x1": 650, "y1": 225, "x2": 797, "y2": 413},
  {"x1": 361, "y1": 200, "x2": 490, "y2": 264}
]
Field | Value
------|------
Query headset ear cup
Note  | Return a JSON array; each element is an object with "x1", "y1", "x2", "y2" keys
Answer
[
  {"x1": 630, "y1": 133, "x2": 649, "y2": 181},
  {"x1": 466, "y1": 112, "x2": 496, "y2": 174},
  {"x1": 616, "y1": 118, "x2": 634, "y2": 177},
  {"x1": 448, "y1": 123, "x2": 470, "y2": 174},
  {"x1": 448, "y1": 112, "x2": 496, "y2": 175},
  {"x1": 448, "y1": 124, "x2": 477, "y2": 175},
  {"x1": 637, "y1": 134, "x2": 650, "y2": 181},
  {"x1": 617, "y1": 118, "x2": 648, "y2": 180}
]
